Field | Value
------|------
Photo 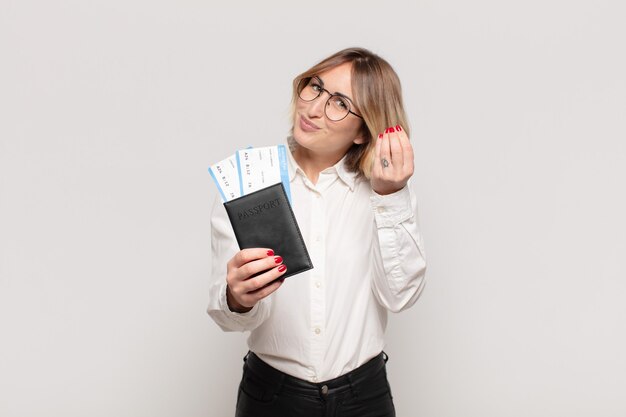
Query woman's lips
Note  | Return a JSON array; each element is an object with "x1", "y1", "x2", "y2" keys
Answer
[{"x1": 299, "y1": 115, "x2": 320, "y2": 132}]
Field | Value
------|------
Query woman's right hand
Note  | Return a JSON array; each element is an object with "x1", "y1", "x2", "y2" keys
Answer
[{"x1": 226, "y1": 248, "x2": 287, "y2": 313}]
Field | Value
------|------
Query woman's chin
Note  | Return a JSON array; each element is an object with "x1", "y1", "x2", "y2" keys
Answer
[{"x1": 292, "y1": 128, "x2": 313, "y2": 148}]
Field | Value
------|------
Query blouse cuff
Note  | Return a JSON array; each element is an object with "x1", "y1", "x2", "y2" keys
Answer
[
  {"x1": 218, "y1": 281, "x2": 261, "y2": 322},
  {"x1": 370, "y1": 186, "x2": 414, "y2": 228}
]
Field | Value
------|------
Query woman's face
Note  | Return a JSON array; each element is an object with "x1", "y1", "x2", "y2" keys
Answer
[{"x1": 293, "y1": 63, "x2": 365, "y2": 159}]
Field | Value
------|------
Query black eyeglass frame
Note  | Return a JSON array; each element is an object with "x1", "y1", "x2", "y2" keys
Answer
[{"x1": 297, "y1": 76, "x2": 364, "y2": 121}]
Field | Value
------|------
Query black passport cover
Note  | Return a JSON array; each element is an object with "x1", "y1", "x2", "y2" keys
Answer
[{"x1": 223, "y1": 182, "x2": 313, "y2": 279}]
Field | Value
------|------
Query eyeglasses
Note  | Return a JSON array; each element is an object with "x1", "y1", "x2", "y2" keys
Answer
[{"x1": 297, "y1": 76, "x2": 364, "y2": 121}]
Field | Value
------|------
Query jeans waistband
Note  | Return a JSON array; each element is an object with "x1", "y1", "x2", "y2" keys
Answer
[{"x1": 243, "y1": 351, "x2": 388, "y2": 398}]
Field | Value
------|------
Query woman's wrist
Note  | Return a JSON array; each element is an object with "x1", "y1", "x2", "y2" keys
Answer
[{"x1": 226, "y1": 285, "x2": 253, "y2": 313}]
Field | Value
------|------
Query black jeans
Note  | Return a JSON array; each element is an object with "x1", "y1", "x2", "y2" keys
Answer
[{"x1": 235, "y1": 352, "x2": 396, "y2": 417}]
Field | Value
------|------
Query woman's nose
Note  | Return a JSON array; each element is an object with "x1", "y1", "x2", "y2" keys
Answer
[{"x1": 306, "y1": 95, "x2": 326, "y2": 119}]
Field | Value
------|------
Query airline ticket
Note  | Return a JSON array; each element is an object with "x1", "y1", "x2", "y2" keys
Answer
[{"x1": 209, "y1": 144, "x2": 291, "y2": 204}]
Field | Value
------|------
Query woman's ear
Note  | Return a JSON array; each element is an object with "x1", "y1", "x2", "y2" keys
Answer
[{"x1": 352, "y1": 123, "x2": 370, "y2": 145}]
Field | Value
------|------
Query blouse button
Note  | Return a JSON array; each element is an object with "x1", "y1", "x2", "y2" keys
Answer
[{"x1": 314, "y1": 327, "x2": 321, "y2": 335}]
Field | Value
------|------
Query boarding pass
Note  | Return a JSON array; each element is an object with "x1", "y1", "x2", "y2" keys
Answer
[{"x1": 209, "y1": 144, "x2": 291, "y2": 203}]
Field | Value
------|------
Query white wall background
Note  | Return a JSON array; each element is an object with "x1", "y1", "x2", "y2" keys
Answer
[{"x1": 1, "y1": 1, "x2": 625, "y2": 416}]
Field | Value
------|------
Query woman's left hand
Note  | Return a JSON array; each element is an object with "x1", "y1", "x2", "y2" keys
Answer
[{"x1": 370, "y1": 125, "x2": 414, "y2": 195}]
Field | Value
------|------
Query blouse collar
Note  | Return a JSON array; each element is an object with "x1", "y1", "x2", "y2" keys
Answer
[{"x1": 285, "y1": 136, "x2": 357, "y2": 191}]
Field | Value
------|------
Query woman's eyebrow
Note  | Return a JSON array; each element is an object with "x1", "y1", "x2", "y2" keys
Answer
[
  {"x1": 315, "y1": 75, "x2": 355, "y2": 103},
  {"x1": 333, "y1": 91, "x2": 354, "y2": 102}
]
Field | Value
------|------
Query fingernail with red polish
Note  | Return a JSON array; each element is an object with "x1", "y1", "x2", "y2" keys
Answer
[
  {"x1": 378, "y1": 133, "x2": 383, "y2": 139},
  {"x1": 278, "y1": 265, "x2": 287, "y2": 273},
  {"x1": 267, "y1": 249, "x2": 274, "y2": 256},
  {"x1": 389, "y1": 126, "x2": 395, "y2": 132},
  {"x1": 274, "y1": 256, "x2": 283, "y2": 264},
  {"x1": 385, "y1": 128, "x2": 390, "y2": 133},
  {"x1": 396, "y1": 125, "x2": 402, "y2": 131}
]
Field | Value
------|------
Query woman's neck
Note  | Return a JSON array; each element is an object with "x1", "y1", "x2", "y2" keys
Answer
[{"x1": 292, "y1": 145, "x2": 344, "y2": 185}]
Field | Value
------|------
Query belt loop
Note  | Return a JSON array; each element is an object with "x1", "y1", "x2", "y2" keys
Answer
[
  {"x1": 347, "y1": 373, "x2": 359, "y2": 398},
  {"x1": 243, "y1": 351, "x2": 251, "y2": 362},
  {"x1": 382, "y1": 351, "x2": 389, "y2": 363}
]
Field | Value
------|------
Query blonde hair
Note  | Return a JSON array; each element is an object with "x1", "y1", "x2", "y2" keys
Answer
[{"x1": 290, "y1": 47, "x2": 409, "y2": 179}]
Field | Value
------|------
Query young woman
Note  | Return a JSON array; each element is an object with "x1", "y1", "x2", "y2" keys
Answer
[{"x1": 207, "y1": 47, "x2": 427, "y2": 417}]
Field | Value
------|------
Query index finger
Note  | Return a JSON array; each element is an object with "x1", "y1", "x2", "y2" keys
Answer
[{"x1": 231, "y1": 248, "x2": 275, "y2": 268}]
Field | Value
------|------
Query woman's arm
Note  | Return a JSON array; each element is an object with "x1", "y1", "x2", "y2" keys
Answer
[
  {"x1": 370, "y1": 184, "x2": 427, "y2": 313},
  {"x1": 369, "y1": 125, "x2": 427, "y2": 312},
  {"x1": 206, "y1": 195, "x2": 282, "y2": 331}
]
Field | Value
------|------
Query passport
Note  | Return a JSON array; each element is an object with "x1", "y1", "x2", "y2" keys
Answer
[{"x1": 223, "y1": 182, "x2": 313, "y2": 279}]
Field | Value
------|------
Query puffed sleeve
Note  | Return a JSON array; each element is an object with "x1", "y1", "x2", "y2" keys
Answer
[
  {"x1": 206, "y1": 195, "x2": 272, "y2": 332},
  {"x1": 369, "y1": 183, "x2": 427, "y2": 313}
]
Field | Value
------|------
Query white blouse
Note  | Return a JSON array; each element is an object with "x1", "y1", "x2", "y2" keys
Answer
[{"x1": 207, "y1": 141, "x2": 427, "y2": 383}]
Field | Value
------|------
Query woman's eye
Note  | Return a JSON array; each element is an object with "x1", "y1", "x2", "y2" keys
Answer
[{"x1": 333, "y1": 97, "x2": 348, "y2": 109}]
